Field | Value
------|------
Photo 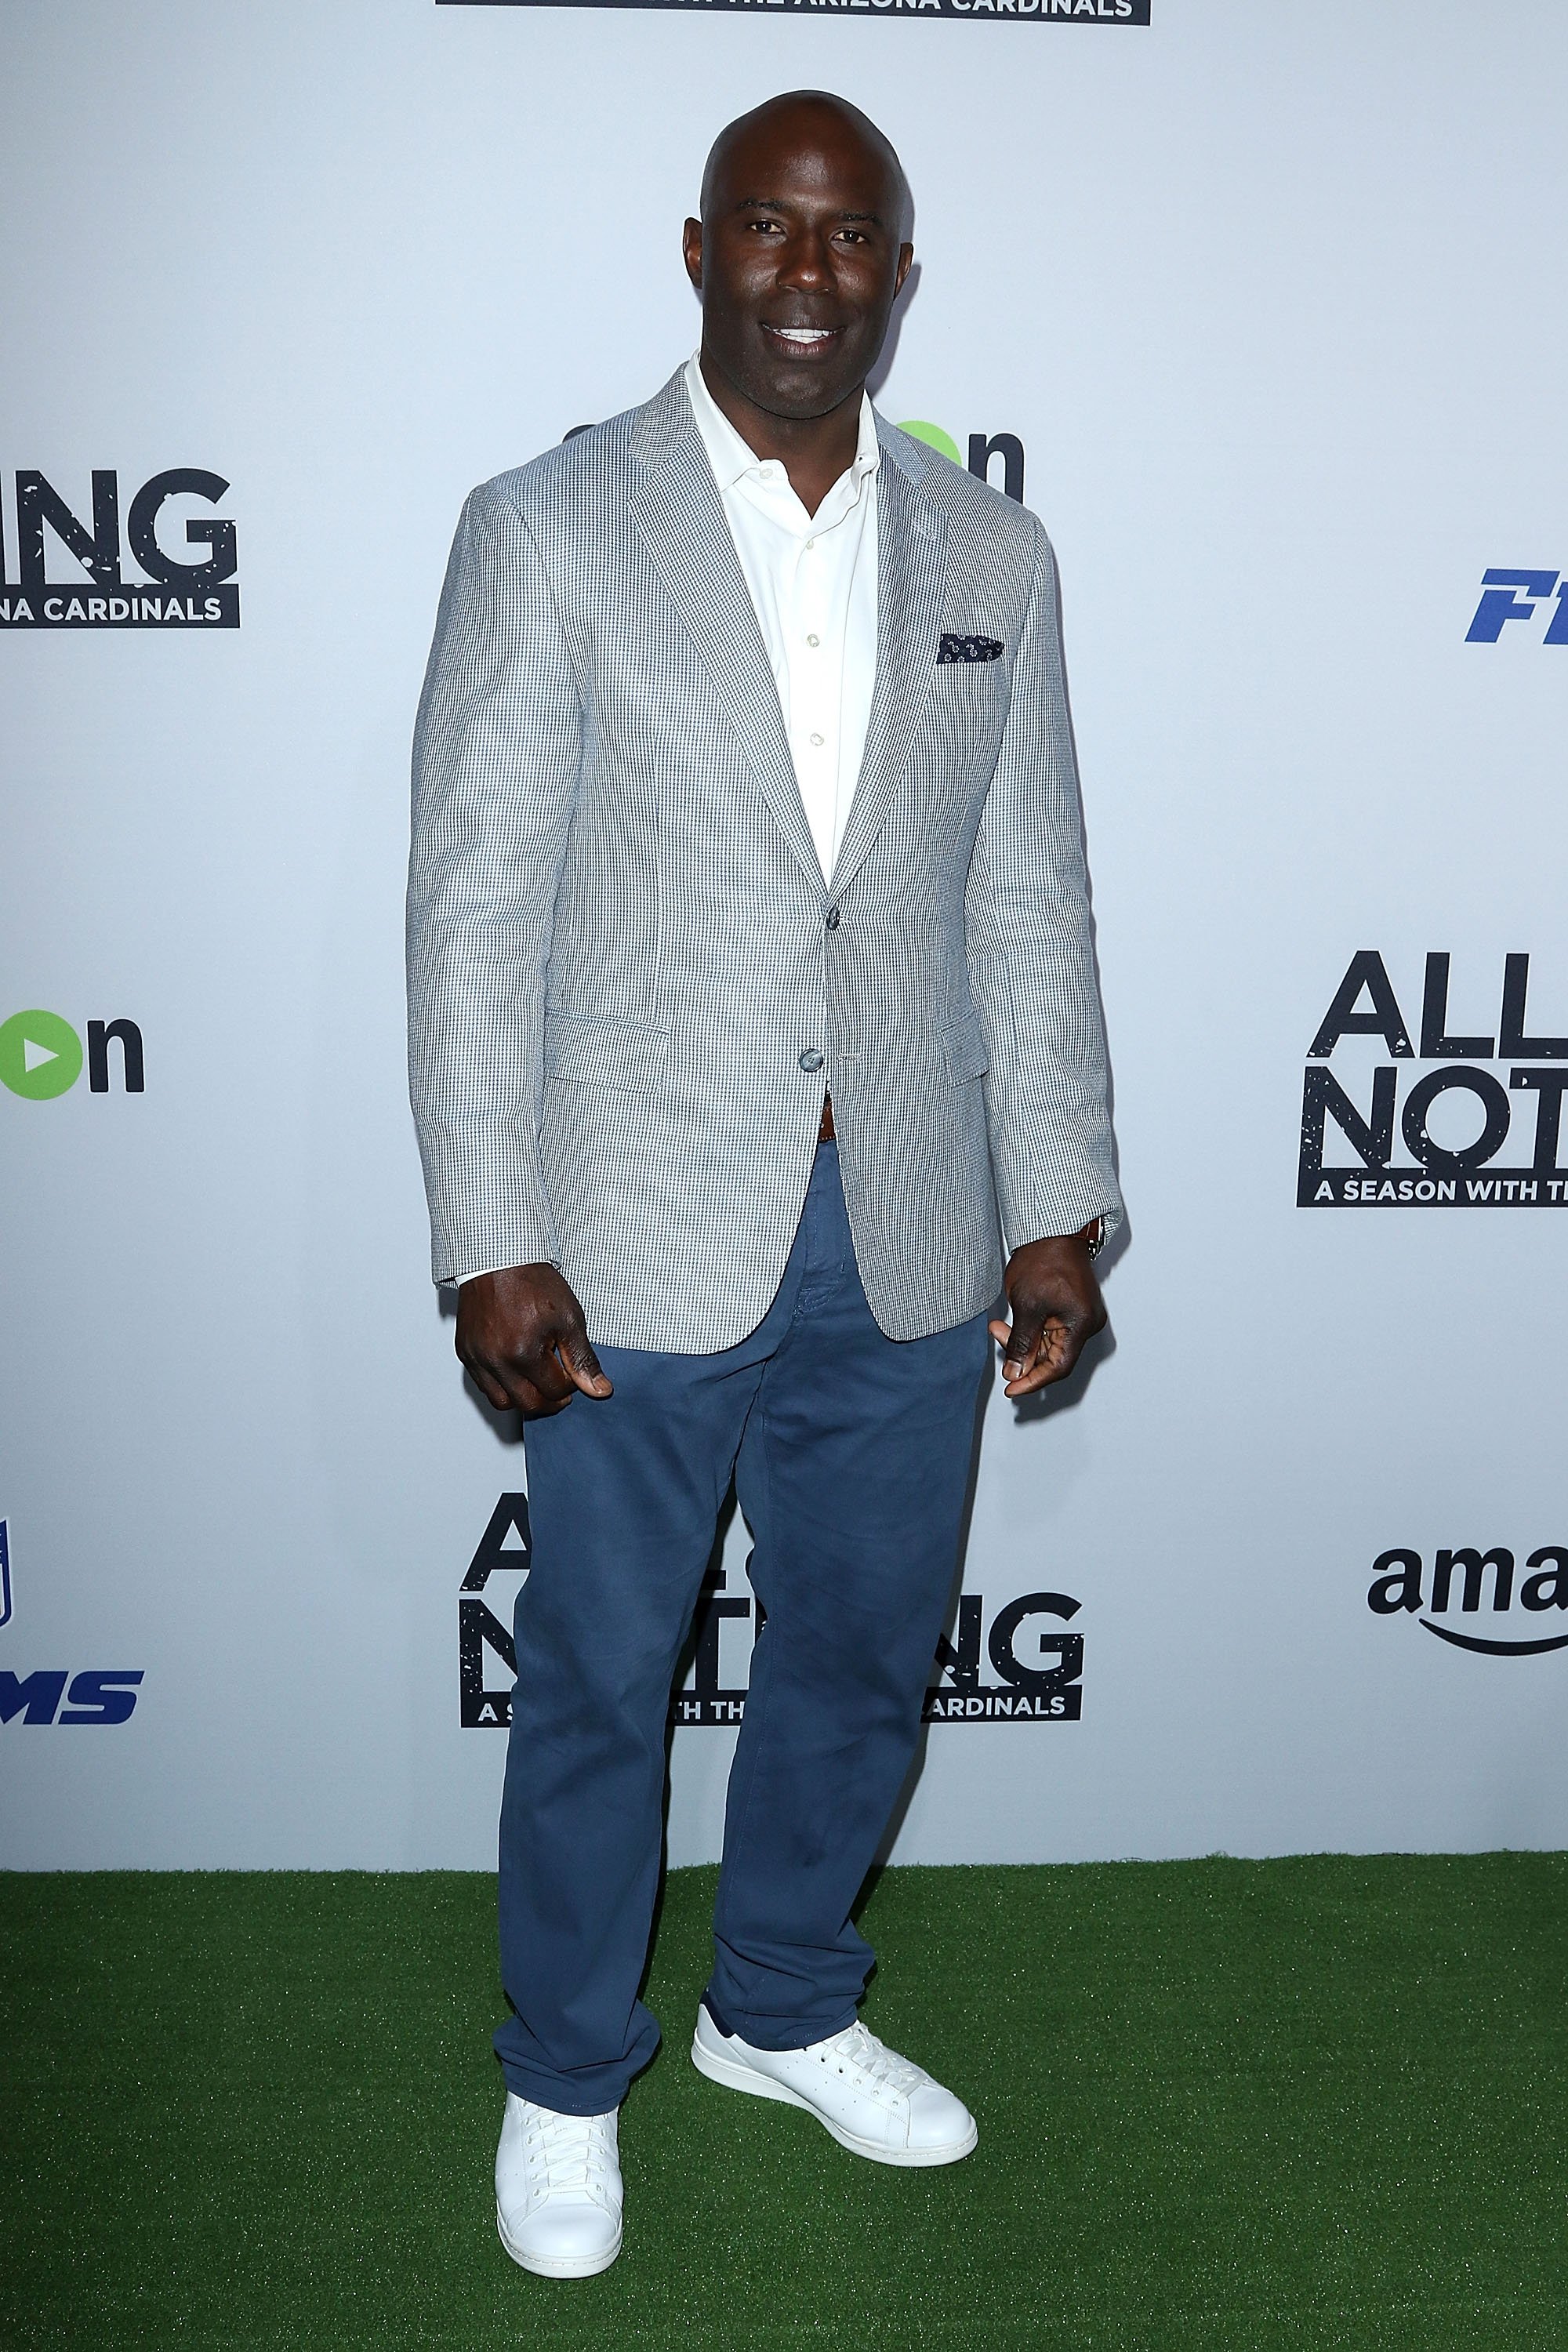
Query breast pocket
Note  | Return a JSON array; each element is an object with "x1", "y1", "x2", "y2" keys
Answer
[
  {"x1": 933, "y1": 652, "x2": 1010, "y2": 732},
  {"x1": 922, "y1": 683, "x2": 1008, "y2": 797}
]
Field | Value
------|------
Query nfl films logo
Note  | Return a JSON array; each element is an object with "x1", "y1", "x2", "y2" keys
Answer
[
  {"x1": 1299, "y1": 950, "x2": 1568, "y2": 1207},
  {"x1": 458, "y1": 1495, "x2": 1084, "y2": 1728},
  {"x1": 0, "y1": 1518, "x2": 146, "y2": 1726},
  {"x1": 0, "y1": 467, "x2": 238, "y2": 628}
]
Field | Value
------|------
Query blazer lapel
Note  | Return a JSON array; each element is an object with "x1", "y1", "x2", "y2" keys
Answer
[
  {"x1": 629, "y1": 394, "x2": 825, "y2": 895},
  {"x1": 829, "y1": 448, "x2": 949, "y2": 900}
]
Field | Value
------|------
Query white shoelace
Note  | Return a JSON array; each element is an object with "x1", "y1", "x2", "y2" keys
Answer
[
  {"x1": 816, "y1": 2020, "x2": 925, "y2": 2096},
  {"x1": 521, "y1": 2107, "x2": 618, "y2": 2202}
]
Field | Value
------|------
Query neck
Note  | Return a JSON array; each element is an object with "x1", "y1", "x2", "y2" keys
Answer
[{"x1": 698, "y1": 350, "x2": 863, "y2": 518}]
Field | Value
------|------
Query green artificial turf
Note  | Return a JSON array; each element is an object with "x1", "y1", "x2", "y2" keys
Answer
[{"x1": 2, "y1": 1856, "x2": 1566, "y2": 2349}]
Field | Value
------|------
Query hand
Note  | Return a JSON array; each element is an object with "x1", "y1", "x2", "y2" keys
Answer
[
  {"x1": 988, "y1": 1231, "x2": 1107, "y2": 1399},
  {"x1": 456, "y1": 1264, "x2": 612, "y2": 1417}
]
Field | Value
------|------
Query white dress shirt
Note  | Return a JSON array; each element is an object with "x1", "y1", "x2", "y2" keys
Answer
[{"x1": 683, "y1": 353, "x2": 880, "y2": 886}]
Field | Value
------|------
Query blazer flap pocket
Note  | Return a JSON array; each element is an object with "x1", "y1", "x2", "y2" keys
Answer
[
  {"x1": 543, "y1": 1012, "x2": 670, "y2": 1094},
  {"x1": 942, "y1": 1011, "x2": 989, "y2": 1083}
]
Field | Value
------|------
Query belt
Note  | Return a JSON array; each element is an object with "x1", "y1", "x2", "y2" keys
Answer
[{"x1": 818, "y1": 1091, "x2": 836, "y2": 1143}]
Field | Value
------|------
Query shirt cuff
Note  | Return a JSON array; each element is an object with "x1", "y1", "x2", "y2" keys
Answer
[{"x1": 450, "y1": 1261, "x2": 533, "y2": 1290}]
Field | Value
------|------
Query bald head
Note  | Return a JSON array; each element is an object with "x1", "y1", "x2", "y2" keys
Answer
[
  {"x1": 683, "y1": 89, "x2": 916, "y2": 454},
  {"x1": 700, "y1": 89, "x2": 913, "y2": 242}
]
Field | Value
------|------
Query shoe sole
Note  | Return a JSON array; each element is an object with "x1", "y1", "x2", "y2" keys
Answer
[
  {"x1": 689, "y1": 2031, "x2": 978, "y2": 2169},
  {"x1": 496, "y1": 2202, "x2": 622, "y2": 2279}
]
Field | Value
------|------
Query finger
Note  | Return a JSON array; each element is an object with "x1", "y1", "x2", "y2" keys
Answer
[
  {"x1": 524, "y1": 1347, "x2": 575, "y2": 1405},
  {"x1": 483, "y1": 1352, "x2": 573, "y2": 1416},
  {"x1": 519, "y1": 1387, "x2": 574, "y2": 1418},
  {"x1": 1004, "y1": 1318, "x2": 1084, "y2": 1396},
  {"x1": 464, "y1": 1352, "x2": 553, "y2": 1415},
  {"x1": 455, "y1": 1331, "x2": 514, "y2": 1414},
  {"x1": 471, "y1": 1336, "x2": 574, "y2": 1413},
  {"x1": 467, "y1": 1365, "x2": 515, "y2": 1413},
  {"x1": 557, "y1": 1327, "x2": 613, "y2": 1399},
  {"x1": 999, "y1": 1312, "x2": 1047, "y2": 1384},
  {"x1": 506, "y1": 1369, "x2": 581, "y2": 1418}
]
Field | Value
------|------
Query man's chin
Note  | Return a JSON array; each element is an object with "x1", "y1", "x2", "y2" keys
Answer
[
  {"x1": 739, "y1": 370, "x2": 865, "y2": 423},
  {"x1": 700, "y1": 339, "x2": 876, "y2": 428}
]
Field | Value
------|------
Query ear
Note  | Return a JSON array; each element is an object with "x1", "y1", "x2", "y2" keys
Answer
[
  {"x1": 894, "y1": 242, "x2": 914, "y2": 299},
  {"x1": 682, "y1": 217, "x2": 703, "y2": 293}
]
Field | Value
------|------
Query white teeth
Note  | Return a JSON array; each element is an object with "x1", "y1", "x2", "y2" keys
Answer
[{"x1": 774, "y1": 327, "x2": 833, "y2": 343}]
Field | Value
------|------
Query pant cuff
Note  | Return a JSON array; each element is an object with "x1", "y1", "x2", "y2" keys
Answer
[{"x1": 702, "y1": 1988, "x2": 862, "y2": 2053}]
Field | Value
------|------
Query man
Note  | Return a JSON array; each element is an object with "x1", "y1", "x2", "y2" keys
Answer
[{"x1": 408, "y1": 89, "x2": 1121, "y2": 2280}]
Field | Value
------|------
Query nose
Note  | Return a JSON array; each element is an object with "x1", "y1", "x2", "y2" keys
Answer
[{"x1": 778, "y1": 227, "x2": 832, "y2": 291}]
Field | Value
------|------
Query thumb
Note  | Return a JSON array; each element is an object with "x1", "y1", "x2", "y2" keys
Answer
[
  {"x1": 996, "y1": 1306, "x2": 1047, "y2": 1380},
  {"x1": 557, "y1": 1325, "x2": 613, "y2": 1398}
]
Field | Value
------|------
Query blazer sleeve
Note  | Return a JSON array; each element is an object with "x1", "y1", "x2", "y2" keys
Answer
[
  {"x1": 964, "y1": 520, "x2": 1123, "y2": 1256},
  {"x1": 406, "y1": 481, "x2": 583, "y2": 1287}
]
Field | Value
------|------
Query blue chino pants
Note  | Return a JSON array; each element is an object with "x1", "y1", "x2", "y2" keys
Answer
[{"x1": 495, "y1": 1142, "x2": 992, "y2": 2114}]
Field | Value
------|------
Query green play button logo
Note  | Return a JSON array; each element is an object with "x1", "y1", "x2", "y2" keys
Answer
[
  {"x1": 899, "y1": 420, "x2": 962, "y2": 464},
  {"x1": 0, "y1": 1009, "x2": 84, "y2": 1099},
  {"x1": 896, "y1": 419, "x2": 1026, "y2": 505}
]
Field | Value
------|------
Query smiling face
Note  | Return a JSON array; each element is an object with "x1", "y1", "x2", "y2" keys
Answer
[{"x1": 684, "y1": 93, "x2": 913, "y2": 430}]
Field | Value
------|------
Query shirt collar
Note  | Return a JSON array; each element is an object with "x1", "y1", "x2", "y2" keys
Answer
[{"x1": 684, "y1": 351, "x2": 880, "y2": 499}]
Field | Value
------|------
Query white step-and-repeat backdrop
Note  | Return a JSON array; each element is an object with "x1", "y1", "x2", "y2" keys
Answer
[{"x1": 3, "y1": 0, "x2": 1565, "y2": 1868}]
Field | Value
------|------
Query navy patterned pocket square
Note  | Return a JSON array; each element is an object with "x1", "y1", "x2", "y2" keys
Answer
[{"x1": 938, "y1": 632, "x2": 1004, "y2": 664}]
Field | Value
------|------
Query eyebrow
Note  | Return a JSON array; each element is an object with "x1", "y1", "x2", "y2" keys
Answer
[{"x1": 732, "y1": 197, "x2": 884, "y2": 226}]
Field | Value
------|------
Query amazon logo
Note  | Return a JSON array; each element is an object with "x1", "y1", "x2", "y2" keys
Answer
[{"x1": 1368, "y1": 1544, "x2": 1568, "y2": 1657}]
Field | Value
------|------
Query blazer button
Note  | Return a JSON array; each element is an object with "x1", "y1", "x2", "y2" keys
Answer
[
  {"x1": 825, "y1": 906, "x2": 840, "y2": 931},
  {"x1": 798, "y1": 1048, "x2": 824, "y2": 1073}
]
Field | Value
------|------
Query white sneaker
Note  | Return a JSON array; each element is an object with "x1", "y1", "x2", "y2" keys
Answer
[
  {"x1": 691, "y1": 2005, "x2": 978, "y2": 2168},
  {"x1": 494, "y1": 2092, "x2": 622, "y2": 2278}
]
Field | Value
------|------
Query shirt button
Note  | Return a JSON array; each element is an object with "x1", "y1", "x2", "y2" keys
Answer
[
  {"x1": 806, "y1": 633, "x2": 819, "y2": 648},
  {"x1": 799, "y1": 1048, "x2": 824, "y2": 1073},
  {"x1": 809, "y1": 732, "x2": 825, "y2": 748},
  {"x1": 804, "y1": 539, "x2": 816, "y2": 552}
]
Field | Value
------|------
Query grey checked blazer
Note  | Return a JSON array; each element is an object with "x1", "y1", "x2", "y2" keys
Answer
[{"x1": 408, "y1": 369, "x2": 1122, "y2": 1352}]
